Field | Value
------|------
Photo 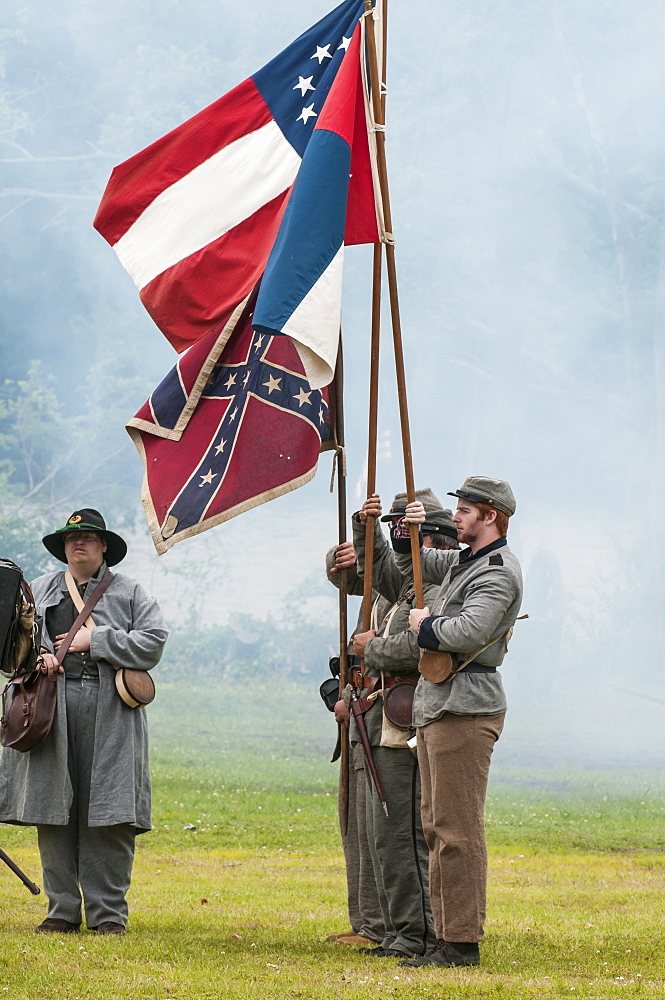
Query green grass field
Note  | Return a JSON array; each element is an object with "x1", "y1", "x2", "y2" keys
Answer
[{"x1": 1, "y1": 681, "x2": 664, "y2": 999}]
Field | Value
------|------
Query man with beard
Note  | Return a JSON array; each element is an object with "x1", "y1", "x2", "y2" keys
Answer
[
  {"x1": 348, "y1": 494, "x2": 459, "y2": 959},
  {"x1": 362, "y1": 477, "x2": 522, "y2": 968}
]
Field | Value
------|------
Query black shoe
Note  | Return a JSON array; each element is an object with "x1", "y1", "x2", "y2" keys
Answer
[
  {"x1": 399, "y1": 941, "x2": 480, "y2": 968},
  {"x1": 399, "y1": 938, "x2": 444, "y2": 968},
  {"x1": 94, "y1": 922, "x2": 126, "y2": 935},
  {"x1": 359, "y1": 945, "x2": 409, "y2": 958},
  {"x1": 35, "y1": 919, "x2": 80, "y2": 934}
]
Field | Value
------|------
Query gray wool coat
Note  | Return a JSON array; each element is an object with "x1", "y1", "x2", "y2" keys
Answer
[
  {"x1": 0, "y1": 562, "x2": 168, "y2": 833},
  {"x1": 394, "y1": 538, "x2": 523, "y2": 724},
  {"x1": 354, "y1": 519, "x2": 523, "y2": 723},
  {"x1": 350, "y1": 519, "x2": 440, "y2": 743}
]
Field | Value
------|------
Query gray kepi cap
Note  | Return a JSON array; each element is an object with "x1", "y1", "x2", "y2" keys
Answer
[
  {"x1": 380, "y1": 487, "x2": 443, "y2": 521},
  {"x1": 448, "y1": 476, "x2": 516, "y2": 517},
  {"x1": 421, "y1": 507, "x2": 458, "y2": 541}
]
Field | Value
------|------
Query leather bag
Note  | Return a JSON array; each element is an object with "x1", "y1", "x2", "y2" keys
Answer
[
  {"x1": 0, "y1": 669, "x2": 58, "y2": 752},
  {"x1": 0, "y1": 570, "x2": 114, "y2": 752},
  {"x1": 0, "y1": 560, "x2": 42, "y2": 676}
]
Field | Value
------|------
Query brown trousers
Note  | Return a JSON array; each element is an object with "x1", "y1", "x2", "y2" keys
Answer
[{"x1": 417, "y1": 711, "x2": 505, "y2": 943}]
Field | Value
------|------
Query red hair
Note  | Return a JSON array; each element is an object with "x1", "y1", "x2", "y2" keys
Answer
[{"x1": 474, "y1": 502, "x2": 509, "y2": 537}]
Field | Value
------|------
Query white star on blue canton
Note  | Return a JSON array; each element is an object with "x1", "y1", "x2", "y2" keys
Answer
[
  {"x1": 229, "y1": 407, "x2": 238, "y2": 421},
  {"x1": 297, "y1": 104, "x2": 317, "y2": 125},
  {"x1": 293, "y1": 75, "x2": 315, "y2": 97},
  {"x1": 311, "y1": 44, "x2": 332, "y2": 64},
  {"x1": 338, "y1": 36, "x2": 352, "y2": 51}
]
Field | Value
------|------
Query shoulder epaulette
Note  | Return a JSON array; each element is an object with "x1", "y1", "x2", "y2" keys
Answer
[{"x1": 488, "y1": 553, "x2": 504, "y2": 566}]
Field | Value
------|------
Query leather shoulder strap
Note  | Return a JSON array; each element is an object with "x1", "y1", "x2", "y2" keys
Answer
[
  {"x1": 453, "y1": 614, "x2": 529, "y2": 678},
  {"x1": 65, "y1": 571, "x2": 96, "y2": 627},
  {"x1": 55, "y1": 571, "x2": 114, "y2": 665}
]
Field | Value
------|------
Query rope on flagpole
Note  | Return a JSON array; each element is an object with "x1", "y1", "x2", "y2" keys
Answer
[{"x1": 329, "y1": 445, "x2": 347, "y2": 493}]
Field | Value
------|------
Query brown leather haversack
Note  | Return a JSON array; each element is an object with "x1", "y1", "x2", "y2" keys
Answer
[{"x1": 0, "y1": 668, "x2": 58, "y2": 752}]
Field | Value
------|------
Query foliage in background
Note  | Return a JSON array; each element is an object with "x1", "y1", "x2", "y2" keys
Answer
[
  {"x1": 3, "y1": 0, "x2": 665, "y2": 688},
  {"x1": 158, "y1": 617, "x2": 337, "y2": 683},
  {"x1": 0, "y1": 358, "x2": 153, "y2": 577}
]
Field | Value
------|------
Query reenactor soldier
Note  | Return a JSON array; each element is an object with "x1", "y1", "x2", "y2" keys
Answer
[
  {"x1": 343, "y1": 489, "x2": 457, "y2": 959},
  {"x1": 395, "y1": 476, "x2": 523, "y2": 968},
  {"x1": 0, "y1": 508, "x2": 167, "y2": 934},
  {"x1": 325, "y1": 542, "x2": 385, "y2": 947}
]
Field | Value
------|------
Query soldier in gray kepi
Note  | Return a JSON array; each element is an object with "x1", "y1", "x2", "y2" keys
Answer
[
  {"x1": 388, "y1": 475, "x2": 523, "y2": 969},
  {"x1": 341, "y1": 488, "x2": 455, "y2": 959},
  {"x1": 447, "y1": 476, "x2": 517, "y2": 518}
]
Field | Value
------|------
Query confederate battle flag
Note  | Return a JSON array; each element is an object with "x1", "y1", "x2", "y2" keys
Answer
[{"x1": 126, "y1": 292, "x2": 333, "y2": 554}]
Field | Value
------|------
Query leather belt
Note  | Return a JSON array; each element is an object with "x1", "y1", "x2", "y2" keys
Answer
[
  {"x1": 464, "y1": 663, "x2": 497, "y2": 673},
  {"x1": 351, "y1": 669, "x2": 419, "y2": 690}
]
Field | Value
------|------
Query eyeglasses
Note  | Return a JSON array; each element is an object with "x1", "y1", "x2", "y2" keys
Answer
[{"x1": 63, "y1": 532, "x2": 101, "y2": 544}]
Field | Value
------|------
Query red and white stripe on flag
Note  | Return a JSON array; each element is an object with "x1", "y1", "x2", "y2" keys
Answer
[{"x1": 93, "y1": 79, "x2": 300, "y2": 352}]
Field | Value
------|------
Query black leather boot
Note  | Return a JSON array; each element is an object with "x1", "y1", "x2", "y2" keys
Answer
[{"x1": 399, "y1": 940, "x2": 480, "y2": 968}]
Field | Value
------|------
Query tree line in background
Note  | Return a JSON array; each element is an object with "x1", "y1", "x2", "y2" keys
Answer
[
  {"x1": 3, "y1": 0, "x2": 665, "y2": 687},
  {"x1": 0, "y1": 357, "x2": 151, "y2": 579},
  {"x1": 158, "y1": 614, "x2": 337, "y2": 684},
  {"x1": 0, "y1": 362, "x2": 339, "y2": 675}
]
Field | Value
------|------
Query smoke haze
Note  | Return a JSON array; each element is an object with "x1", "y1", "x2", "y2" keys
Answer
[{"x1": 2, "y1": 0, "x2": 664, "y2": 766}]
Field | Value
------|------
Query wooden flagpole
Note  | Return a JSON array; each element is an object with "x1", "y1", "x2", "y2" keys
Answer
[
  {"x1": 360, "y1": 244, "x2": 383, "y2": 632},
  {"x1": 331, "y1": 341, "x2": 351, "y2": 834},
  {"x1": 361, "y1": 0, "x2": 388, "y2": 632},
  {"x1": 364, "y1": 0, "x2": 424, "y2": 606}
]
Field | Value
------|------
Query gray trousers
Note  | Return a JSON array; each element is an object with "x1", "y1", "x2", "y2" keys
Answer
[
  {"x1": 37, "y1": 676, "x2": 136, "y2": 929},
  {"x1": 365, "y1": 745, "x2": 435, "y2": 957},
  {"x1": 339, "y1": 743, "x2": 384, "y2": 941},
  {"x1": 417, "y1": 712, "x2": 505, "y2": 943}
]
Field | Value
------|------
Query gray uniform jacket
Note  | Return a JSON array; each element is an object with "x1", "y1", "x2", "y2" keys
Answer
[
  {"x1": 345, "y1": 519, "x2": 437, "y2": 743},
  {"x1": 0, "y1": 562, "x2": 168, "y2": 833},
  {"x1": 327, "y1": 535, "x2": 431, "y2": 745},
  {"x1": 326, "y1": 544, "x2": 389, "y2": 745},
  {"x1": 394, "y1": 536, "x2": 523, "y2": 725}
]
